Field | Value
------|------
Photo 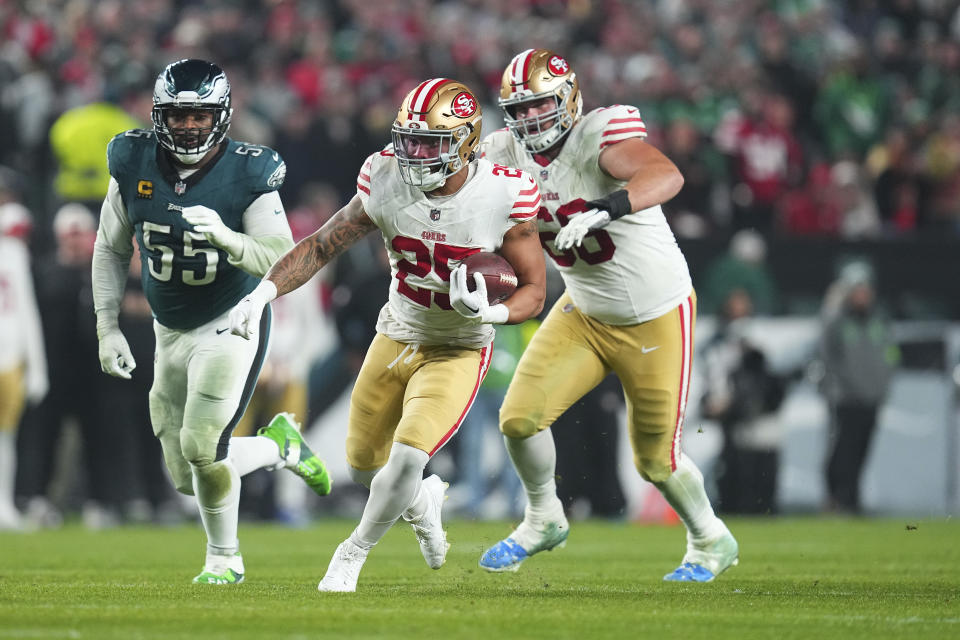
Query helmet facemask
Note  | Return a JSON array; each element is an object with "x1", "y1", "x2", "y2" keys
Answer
[
  {"x1": 152, "y1": 60, "x2": 232, "y2": 165},
  {"x1": 392, "y1": 124, "x2": 474, "y2": 192},
  {"x1": 500, "y1": 83, "x2": 577, "y2": 153}
]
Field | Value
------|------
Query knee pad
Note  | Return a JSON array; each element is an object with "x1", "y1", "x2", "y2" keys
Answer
[
  {"x1": 346, "y1": 434, "x2": 389, "y2": 471},
  {"x1": 180, "y1": 425, "x2": 219, "y2": 468},
  {"x1": 190, "y1": 459, "x2": 238, "y2": 505},
  {"x1": 500, "y1": 415, "x2": 540, "y2": 440},
  {"x1": 634, "y1": 454, "x2": 672, "y2": 484}
]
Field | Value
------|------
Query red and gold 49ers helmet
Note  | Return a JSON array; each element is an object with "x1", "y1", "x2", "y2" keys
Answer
[
  {"x1": 499, "y1": 49, "x2": 582, "y2": 153},
  {"x1": 391, "y1": 78, "x2": 483, "y2": 191}
]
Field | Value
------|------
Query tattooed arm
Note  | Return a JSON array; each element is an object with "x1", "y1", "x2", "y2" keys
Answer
[
  {"x1": 229, "y1": 195, "x2": 378, "y2": 339},
  {"x1": 266, "y1": 194, "x2": 378, "y2": 296}
]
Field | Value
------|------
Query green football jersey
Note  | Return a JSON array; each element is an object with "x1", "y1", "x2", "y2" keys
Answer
[{"x1": 107, "y1": 130, "x2": 286, "y2": 330}]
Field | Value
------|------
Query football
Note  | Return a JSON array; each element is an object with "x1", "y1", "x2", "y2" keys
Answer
[{"x1": 463, "y1": 251, "x2": 518, "y2": 305}]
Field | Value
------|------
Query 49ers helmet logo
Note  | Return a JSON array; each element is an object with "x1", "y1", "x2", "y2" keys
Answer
[
  {"x1": 451, "y1": 91, "x2": 477, "y2": 117},
  {"x1": 547, "y1": 55, "x2": 569, "y2": 76}
]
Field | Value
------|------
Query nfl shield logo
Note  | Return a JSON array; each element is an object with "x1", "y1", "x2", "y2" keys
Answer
[
  {"x1": 174, "y1": 181, "x2": 187, "y2": 196},
  {"x1": 430, "y1": 208, "x2": 441, "y2": 221},
  {"x1": 540, "y1": 169, "x2": 549, "y2": 180}
]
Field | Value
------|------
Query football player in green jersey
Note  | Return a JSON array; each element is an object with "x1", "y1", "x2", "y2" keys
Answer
[{"x1": 92, "y1": 59, "x2": 331, "y2": 584}]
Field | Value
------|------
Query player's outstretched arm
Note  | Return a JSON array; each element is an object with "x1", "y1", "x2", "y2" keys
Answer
[
  {"x1": 498, "y1": 219, "x2": 546, "y2": 324},
  {"x1": 229, "y1": 195, "x2": 377, "y2": 339}
]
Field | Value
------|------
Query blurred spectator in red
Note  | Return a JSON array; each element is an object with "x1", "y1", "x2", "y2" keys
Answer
[
  {"x1": 778, "y1": 162, "x2": 841, "y2": 235},
  {"x1": 716, "y1": 89, "x2": 804, "y2": 233}
]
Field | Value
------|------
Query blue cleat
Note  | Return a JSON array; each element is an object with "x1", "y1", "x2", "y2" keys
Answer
[
  {"x1": 663, "y1": 525, "x2": 739, "y2": 583},
  {"x1": 479, "y1": 503, "x2": 569, "y2": 573},
  {"x1": 479, "y1": 537, "x2": 530, "y2": 572},
  {"x1": 663, "y1": 562, "x2": 719, "y2": 582}
]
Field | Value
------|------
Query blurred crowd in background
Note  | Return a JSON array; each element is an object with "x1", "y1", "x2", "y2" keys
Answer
[{"x1": 0, "y1": 0, "x2": 953, "y2": 528}]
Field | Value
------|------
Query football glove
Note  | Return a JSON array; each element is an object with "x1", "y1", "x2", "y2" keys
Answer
[
  {"x1": 181, "y1": 205, "x2": 243, "y2": 256},
  {"x1": 553, "y1": 189, "x2": 632, "y2": 250},
  {"x1": 448, "y1": 264, "x2": 509, "y2": 324},
  {"x1": 229, "y1": 280, "x2": 278, "y2": 340},
  {"x1": 97, "y1": 324, "x2": 137, "y2": 379}
]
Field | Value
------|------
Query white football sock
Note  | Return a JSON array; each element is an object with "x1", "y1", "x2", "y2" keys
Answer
[
  {"x1": 350, "y1": 443, "x2": 428, "y2": 550},
  {"x1": 228, "y1": 435, "x2": 283, "y2": 477},
  {"x1": 191, "y1": 459, "x2": 241, "y2": 555},
  {"x1": 504, "y1": 429, "x2": 562, "y2": 518},
  {"x1": 0, "y1": 431, "x2": 18, "y2": 513},
  {"x1": 349, "y1": 466, "x2": 380, "y2": 489},
  {"x1": 653, "y1": 454, "x2": 725, "y2": 542}
]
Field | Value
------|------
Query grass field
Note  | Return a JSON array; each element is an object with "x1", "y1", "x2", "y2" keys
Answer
[{"x1": 1, "y1": 517, "x2": 957, "y2": 639}]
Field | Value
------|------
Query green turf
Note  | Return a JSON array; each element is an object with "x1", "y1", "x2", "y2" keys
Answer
[{"x1": 0, "y1": 517, "x2": 957, "y2": 639}]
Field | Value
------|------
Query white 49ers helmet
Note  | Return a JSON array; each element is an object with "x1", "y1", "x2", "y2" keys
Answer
[
  {"x1": 499, "y1": 49, "x2": 582, "y2": 153},
  {"x1": 392, "y1": 78, "x2": 482, "y2": 191}
]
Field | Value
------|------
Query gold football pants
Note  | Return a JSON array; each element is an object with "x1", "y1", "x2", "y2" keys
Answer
[
  {"x1": 500, "y1": 291, "x2": 695, "y2": 482},
  {"x1": 346, "y1": 333, "x2": 492, "y2": 471}
]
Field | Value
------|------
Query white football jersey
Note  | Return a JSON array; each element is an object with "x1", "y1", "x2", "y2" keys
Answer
[
  {"x1": 482, "y1": 105, "x2": 691, "y2": 325},
  {"x1": 356, "y1": 150, "x2": 540, "y2": 348}
]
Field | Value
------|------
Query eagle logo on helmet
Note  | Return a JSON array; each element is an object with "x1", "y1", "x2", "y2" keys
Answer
[{"x1": 451, "y1": 92, "x2": 477, "y2": 118}]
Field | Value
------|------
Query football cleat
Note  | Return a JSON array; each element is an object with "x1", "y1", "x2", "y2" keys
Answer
[
  {"x1": 404, "y1": 475, "x2": 450, "y2": 569},
  {"x1": 479, "y1": 502, "x2": 569, "y2": 572},
  {"x1": 663, "y1": 525, "x2": 739, "y2": 583},
  {"x1": 318, "y1": 539, "x2": 369, "y2": 593},
  {"x1": 193, "y1": 551, "x2": 244, "y2": 585},
  {"x1": 258, "y1": 412, "x2": 332, "y2": 497}
]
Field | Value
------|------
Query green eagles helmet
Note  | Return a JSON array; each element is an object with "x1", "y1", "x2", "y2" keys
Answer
[{"x1": 151, "y1": 59, "x2": 232, "y2": 164}]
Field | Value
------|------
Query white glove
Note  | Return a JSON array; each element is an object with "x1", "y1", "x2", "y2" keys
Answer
[
  {"x1": 229, "y1": 280, "x2": 278, "y2": 340},
  {"x1": 181, "y1": 205, "x2": 243, "y2": 256},
  {"x1": 553, "y1": 208, "x2": 611, "y2": 250},
  {"x1": 97, "y1": 325, "x2": 137, "y2": 379},
  {"x1": 448, "y1": 265, "x2": 510, "y2": 324},
  {"x1": 25, "y1": 368, "x2": 48, "y2": 405}
]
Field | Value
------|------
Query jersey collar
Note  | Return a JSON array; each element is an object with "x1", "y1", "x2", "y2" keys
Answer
[{"x1": 155, "y1": 139, "x2": 229, "y2": 192}]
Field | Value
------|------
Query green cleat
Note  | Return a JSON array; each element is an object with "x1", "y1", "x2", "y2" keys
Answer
[
  {"x1": 193, "y1": 552, "x2": 245, "y2": 585},
  {"x1": 257, "y1": 412, "x2": 332, "y2": 496}
]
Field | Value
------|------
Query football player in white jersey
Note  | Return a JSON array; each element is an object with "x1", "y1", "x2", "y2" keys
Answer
[
  {"x1": 229, "y1": 78, "x2": 547, "y2": 592},
  {"x1": 478, "y1": 49, "x2": 739, "y2": 582}
]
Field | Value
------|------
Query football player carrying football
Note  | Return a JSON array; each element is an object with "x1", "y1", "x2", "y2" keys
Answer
[
  {"x1": 230, "y1": 78, "x2": 546, "y2": 592},
  {"x1": 92, "y1": 59, "x2": 331, "y2": 585},
  {"x1": 478, "y1": 49, "x2": 739, "y2": 582}
]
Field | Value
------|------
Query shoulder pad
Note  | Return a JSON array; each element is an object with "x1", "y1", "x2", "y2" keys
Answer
[
  {"x1": 230, "y1": 141, "x2": 286, "y2": 193},
  {"x1": 107, "y1": 129, "x2": 155, "y2": 180}
]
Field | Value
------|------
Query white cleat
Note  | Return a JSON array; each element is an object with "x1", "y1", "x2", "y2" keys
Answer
[
  {"x1": 318, "y1": 539, "x2": 369, "y2": 593},
  {"x1": 404, "y1": 474, "x2": 450, "y2": 570},
  {"x1": 664, "y1": 522, "x2": 739, "y2": 582}
]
